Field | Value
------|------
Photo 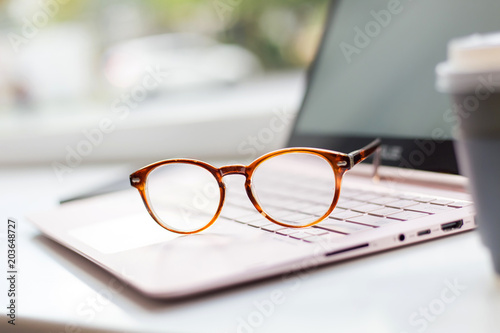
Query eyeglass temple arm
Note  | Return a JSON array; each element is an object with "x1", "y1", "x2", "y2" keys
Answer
[{"x1": 347, "y1": 138, "x2": 382, "y2": 181}]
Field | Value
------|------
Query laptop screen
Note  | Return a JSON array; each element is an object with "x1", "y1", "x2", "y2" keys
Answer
[{"x1": 289, "y1": 0, "x2": 500, "y2": 175}]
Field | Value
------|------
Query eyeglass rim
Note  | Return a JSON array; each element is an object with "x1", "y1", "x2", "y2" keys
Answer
[
  {"x1": 245, "y1": 148, "x2": 347, "y2": 228},
  {"x1": 131, "y1": 159, "x2": 226, "y2": 234},
  {"x1": 130, "y1": 139, "x2": 381, "y2": 234}
]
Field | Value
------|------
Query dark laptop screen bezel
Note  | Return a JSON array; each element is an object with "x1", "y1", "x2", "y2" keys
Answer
[{"x1": 287, "y1": 0, "x2": 459, "y2": 175}]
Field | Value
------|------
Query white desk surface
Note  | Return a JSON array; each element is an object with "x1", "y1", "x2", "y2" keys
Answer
[{"x1": 1, "y1": 165, "x2": 499, "y2": 333}]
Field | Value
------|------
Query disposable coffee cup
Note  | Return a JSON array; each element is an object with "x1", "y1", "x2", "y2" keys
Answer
[{"x1": 436, "y1": 32, "x2": 500, "y2": 273}]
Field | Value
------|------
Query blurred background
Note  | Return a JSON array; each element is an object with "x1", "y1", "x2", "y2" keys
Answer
[{"x1": 0, "y1": 0, "x2": 328, "y2": 170}]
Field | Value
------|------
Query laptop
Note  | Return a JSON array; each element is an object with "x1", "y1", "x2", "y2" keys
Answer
[{"x1": 28, "y1": 0, "x2": 498, "y2": 299}]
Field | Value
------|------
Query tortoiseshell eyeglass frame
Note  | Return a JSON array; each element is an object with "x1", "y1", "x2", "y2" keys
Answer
[{"x1": 130, "y1": 139, "x2": 381, "y2": 234}]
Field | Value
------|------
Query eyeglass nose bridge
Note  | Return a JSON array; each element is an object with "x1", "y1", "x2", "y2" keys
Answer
[{"x1": 219, "y1": 164, "x2": 247, "y2": 177}]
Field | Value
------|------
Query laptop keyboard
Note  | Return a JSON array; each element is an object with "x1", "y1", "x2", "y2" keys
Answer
[{"x1": 220, "y1": 187, "x2": 473, "y2": 243}]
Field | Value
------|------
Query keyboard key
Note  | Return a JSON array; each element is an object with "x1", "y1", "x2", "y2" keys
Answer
[
  {"x1": 262, "y1": 196, "x2": 296, "y2": 208},
  {"x1": 235, "y1": 214, "x2": 266, "y2": 223},
  {"x1": 284, "y1": 200, "x2": 317, "y2": 211},
  {"x1": 301, "y1": 204, "x2": 335, "y2": 215},
  {"x1": 330, "y1": 207, "x2": 347, "y2": 214},
  {"x1": 261, "y1": 224, "x2": 287, "y2": 232},
  {"x1": 352, "y1": 203, "x2": 384, "y2": 213},
  {"x1": 414, "y1": 196, "x2": 437, "y2": 203},
  {"x1": 315, "y1": 220, "x2": 374, "y2": 234},
  {"x1": 269, "y1": 209, "x2": 302, "y2": 220},
  {"x1": 387, "y1": 210, "x2": 429, "y2": 221},
  {"x1": 276, "y1": 228, "x2": 302, "y2": 236},
  {"x1": 304, "y1": 228, "x2": 329, "y2": 236},
  {"x1": 279, "y1": 212, "x2": 316, "y2": 223},
  {"x1": 406, "y1": 203, "x2": 456, "y2": 214},
  {"x1": 397, "y1": 193, "x2": 419, "y2": 200},
  {"x1": 248, "y1": 219, "x2": 274, "y2": 227},
  {"x1": 336, "y1": 199, "x2": 365, "y2": 209},
  {"x1": 370, "y1": 196, "x2": 399, "y2": 205},
  {"x1": 288, "y1": 231, "x2": 314, "y2": 240},
  {"x1": 276, "y1": 227, "x2": 327, "y2": 237},
  {"x1": 340, "y1": 189, "x2": 363, "y2": 198},
  {"x1": 330, "y1": 210, "x2": 363, "y2": 220},
  {"x1": 303, "y1": 232, "x2": 345, "y2": 243},
  {"x1": 355, "y1": 193, "x2": 384, "y2": 201},
  {"x1": 347, "y1": 214, "x2": 397, "y2": 227},
  {"x1": 431, "y1": 198, "x2": 455, "y2": 205},
  {"x1": 448, "y1": 200, "x2": 473, "y2": 208},
  {"x1": 369, "y1": 207, "x2": 402, "y2": 217},
  {"x1": 386, "y1": 200, "x2": 419, "y2": 208}
]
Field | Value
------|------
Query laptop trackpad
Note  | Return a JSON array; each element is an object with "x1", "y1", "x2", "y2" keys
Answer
[{"x1": 67, "y1": 215, "x2": 311, "y2": 297}]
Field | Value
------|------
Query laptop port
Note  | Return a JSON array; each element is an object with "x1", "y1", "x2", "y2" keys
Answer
[
  {"x1": 417, "y1": 229, "x2": 431, "y2": 236},
  {"x1": 398, "y1": 234, "x2": 405, "y2": 241},
  {"x1": 441, "y1": 219, "x2": 464, "y2": 232}
]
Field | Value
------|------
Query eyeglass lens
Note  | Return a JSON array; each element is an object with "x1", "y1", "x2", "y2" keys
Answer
[
  {"x1": 146, "y1": 163, "x2": 221, "y2": 233},
  {"x1": 251, "y1": 153, "x2": 336, "y2": 226}
]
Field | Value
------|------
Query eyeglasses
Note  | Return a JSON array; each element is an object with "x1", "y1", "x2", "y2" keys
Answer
[{"x1": 130, "y1": 139, "x2": 381, "y2": 234}]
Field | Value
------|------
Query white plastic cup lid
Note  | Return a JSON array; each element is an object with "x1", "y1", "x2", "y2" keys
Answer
[{"x1": 436, "y1": 32, "x2": 500, "y2": 93}]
